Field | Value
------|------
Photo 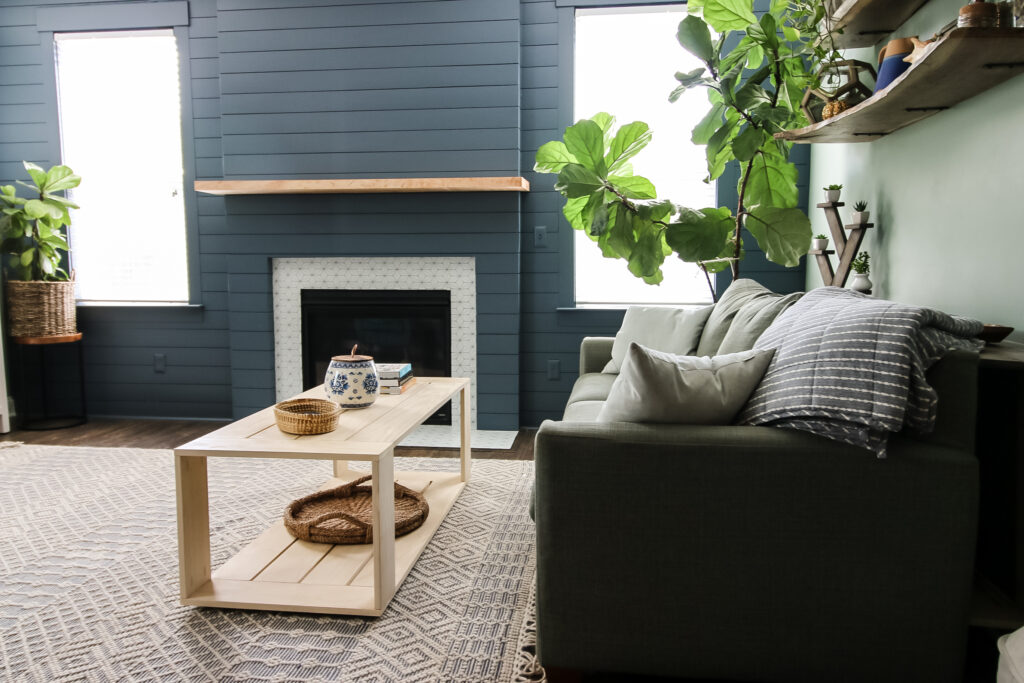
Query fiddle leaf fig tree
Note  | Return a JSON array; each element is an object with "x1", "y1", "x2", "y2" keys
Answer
[
  {"x1": 0, "y1": 161, "x2": 80, "y2": 281},
  {"x1": 536, "y1": 0, "x2": 835, "y2": 297}
]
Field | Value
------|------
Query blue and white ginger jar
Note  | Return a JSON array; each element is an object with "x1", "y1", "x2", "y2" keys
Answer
[{"x1": 325, "y1": 345, "x2": 379, "y2": 409}]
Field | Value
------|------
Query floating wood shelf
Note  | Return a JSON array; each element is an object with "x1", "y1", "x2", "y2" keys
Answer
[
  {"x1": 829, "y1": 0, "x2": 930, "y2": 48},
  {"x1": 778, "y1": 28, "x2": 1024, "y2": 144},
  {"x1": 194, "y1": 176, "x2": 530, "y2": 196}
]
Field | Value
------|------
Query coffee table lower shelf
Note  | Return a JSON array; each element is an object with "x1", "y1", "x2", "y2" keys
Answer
[{"x1": 182, "y1": 469, "x2": 465, "y2": 616}]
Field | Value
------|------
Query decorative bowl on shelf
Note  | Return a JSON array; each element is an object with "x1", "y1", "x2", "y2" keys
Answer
[{"x1": 979, "y1": 324, "x2": 1014, "y2": 344}]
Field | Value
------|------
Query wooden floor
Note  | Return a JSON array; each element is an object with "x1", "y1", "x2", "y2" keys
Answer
[{"x1": 0, "y1": 417, "x2": 536, "y2": 460}]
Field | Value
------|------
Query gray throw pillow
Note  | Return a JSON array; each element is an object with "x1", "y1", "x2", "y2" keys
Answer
[
  {"x1": 602, "y1": 305, "x2": 713, "y2": 373},
  {"x1": 596, "y1": 342, "x2": 776, "y2": 424}
]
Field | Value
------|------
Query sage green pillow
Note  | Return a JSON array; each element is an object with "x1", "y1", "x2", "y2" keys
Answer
[
  {"x1": 596, "y1": 342, "x2": 776, "y2": 424},
  {"x1": 602, "y1": 305, "x2": 713, "y2": 373},
  {"x1": 696, "y1": 279, "x2": 802, "y2": 356}
]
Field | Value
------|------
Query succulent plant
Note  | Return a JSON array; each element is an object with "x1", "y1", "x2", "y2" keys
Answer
[{"x1": 853, "y1": 200, "x2": 868, "y2": 211}]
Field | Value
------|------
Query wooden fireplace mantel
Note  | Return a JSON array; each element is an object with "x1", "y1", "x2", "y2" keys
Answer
[{"x1": 194, "y1": 177, "x2": 530, "y2": 196}]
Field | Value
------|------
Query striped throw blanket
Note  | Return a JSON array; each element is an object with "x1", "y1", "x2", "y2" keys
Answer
[{"x1": 737, "y1": 287, "x2": 983, "y2": 456}]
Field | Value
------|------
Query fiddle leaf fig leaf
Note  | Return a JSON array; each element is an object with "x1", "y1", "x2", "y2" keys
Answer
[
  {"x1": 676, "y1": 15, "x2": 715, "y2": 63},
  {"x1": 563, "y1": 119, "x2": 607, "y2": 176},
  {"x1": 607, "y1": 205, "x2": 636, "y2": 259},
  {"x1": 627, "y1": 223, "x2": 665, "y2": 279},
  {"x1": 534, "y1": 141, "x2": 578, "y2": 174},
  {"x1": 555, "y1": 163, "x2": 604, "y2": 198},
  {"x1": 744, "y1": 206, "x2": 811, "y2": 267},
  {"x1": 664, "y1": 207, "x2": 733, "y2": 262},
  {"x1": 731, "y1": 125, "x2": 765, "y2": 162},
  {"x1": 608, "y1": 175, "x2": 656, "y2": 200},
  {"x1": 605, "y1": 122, "x2": 652, "y2": 174},
  {"x1": 691, "y1": 102, "x2": 726, "y2": 145},
  {"x1": 703, "y1": 0, "x2": 757, "y2": 31},
  {"x1": 744, "y1": 150, "x2": 799, "y2": 209},
  {"x1": 590, "y1": 203, "x2": 610, "y2": 236}
]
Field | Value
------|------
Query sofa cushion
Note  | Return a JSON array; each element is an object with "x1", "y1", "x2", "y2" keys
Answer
[
  {"x1": 603, "y1": 304, "x2": 713, "y2": 373},
  {"x1": 567, "y1": 373, "x2": 617, "y2": 405},
  {"x1": 696, "y1": 279, "x2": 802, "y2": 357},
  {"x1": 596, "y1": 342, "x2": 775, "y2": 424},
  {"x1": 563, "y1": 400, "x2": 605, "y2": 422}
]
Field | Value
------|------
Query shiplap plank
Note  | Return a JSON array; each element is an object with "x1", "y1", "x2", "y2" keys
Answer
[
  {"x1": 218, "y1": 20, "x2": 518, "y2": 53},
  {"x1": 218, "y1": 0, "x2": 517, "y2": 32}
]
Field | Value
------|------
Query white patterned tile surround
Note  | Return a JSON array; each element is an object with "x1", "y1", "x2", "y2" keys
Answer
[{"x1": 272, "y1": 257, "x2": 516, "y2": 449}]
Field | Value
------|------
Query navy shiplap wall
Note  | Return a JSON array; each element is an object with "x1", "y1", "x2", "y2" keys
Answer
[
  {"x1": 0, "y1": 0, "x2": 231, "y2": 418},
  {"x1": 212, "y1": 0, "x2": 522, "y2": 427},
  {"x1": 2, "y1": 0, "x2": 806, "y2": 428}
]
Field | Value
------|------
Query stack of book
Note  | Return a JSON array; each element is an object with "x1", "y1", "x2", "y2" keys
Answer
[{"x1": 376, "y1": 362, "x2": 415, "y2": 395}]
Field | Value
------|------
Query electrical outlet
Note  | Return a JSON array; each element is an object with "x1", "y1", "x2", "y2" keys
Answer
[
  {"x1": 534, "y1": 225, "x2": 548, "y2": 248},
  {"x1": 547, "y1": 359, "x2": 560, "y2": 381},
  {"x1": 153, "y1": 353, "x2": 167, "y2": 373}
]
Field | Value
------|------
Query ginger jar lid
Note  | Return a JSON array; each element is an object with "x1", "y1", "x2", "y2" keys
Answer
[{"x1": 331, "y1": 344, "x2": 373, "y2": 363}]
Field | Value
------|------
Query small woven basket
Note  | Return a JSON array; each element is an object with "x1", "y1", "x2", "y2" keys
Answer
[
  {"x1": 5, "y1": 280, "x2": 77, "y2": 338},
  {"x1": 274, "y1": 398, "x2": 342, "y2": 435},
  {"x1": 284, "y1": 475, "x2": 429, "y2": 544}
]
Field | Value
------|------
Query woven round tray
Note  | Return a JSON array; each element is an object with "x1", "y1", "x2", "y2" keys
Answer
[
  {"x1": 274, "y1": 398, "x2": 341, "y2": 435},
  {"x1": 284, "y1": 475, "x2": 429, "y2": 544}
]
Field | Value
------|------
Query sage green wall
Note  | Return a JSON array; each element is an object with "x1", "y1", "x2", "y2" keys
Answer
[{"x1": 806, "y1": 0, "x2": 1024, "y2": 340}]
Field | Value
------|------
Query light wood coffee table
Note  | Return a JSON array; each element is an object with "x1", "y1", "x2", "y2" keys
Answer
[{"x1": 173, "y1": 377, "x2": 470, "y2": 616}]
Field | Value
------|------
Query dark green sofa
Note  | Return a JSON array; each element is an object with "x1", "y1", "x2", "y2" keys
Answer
[{"x1": 533, "y1": 295, "x2": 980, "y2": 682}]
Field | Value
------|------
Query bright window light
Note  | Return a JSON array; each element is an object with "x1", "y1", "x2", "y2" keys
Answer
[
  {"x1": 55, "y1": 30, "x2": 189, "y2": 303},
  {"x1": 574, "y1": 5, "x2": 716, "y2": 306}
]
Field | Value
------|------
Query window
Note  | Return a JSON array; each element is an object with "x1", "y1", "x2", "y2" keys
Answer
[
  {"x1": 573, "y1": 5, "x2": 716, "y2": 306},
  {"x1": 54, "y1": 30, "x2": 190, "y2": 303}
]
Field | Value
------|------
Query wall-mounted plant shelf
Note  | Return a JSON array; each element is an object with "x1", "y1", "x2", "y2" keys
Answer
[
  {"x1": 778, "y1": 28, "x2": 1024, "y2": 144},
  {"x1": 829, "y1": 0, "x2": 930, "y2": 48},
  {"x1": 194, "y1": 177, "x2": 530, "y2": 196}
]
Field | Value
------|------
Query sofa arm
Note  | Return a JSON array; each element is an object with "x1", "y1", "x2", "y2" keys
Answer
[
  {"x1": 579, "y1": 337, "x2": 614, "y2": 375},
  {"x1": 533, "y1": 420, "x2": 977, "y2": 682}
]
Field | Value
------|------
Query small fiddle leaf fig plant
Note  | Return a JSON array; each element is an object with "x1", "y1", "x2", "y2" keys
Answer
[
  {"x1": 851, "y1": 250, "x2": 870, "y2": 275},
  {"x1": 0, "y1": 161, "x2": 80, "y2": 281}
]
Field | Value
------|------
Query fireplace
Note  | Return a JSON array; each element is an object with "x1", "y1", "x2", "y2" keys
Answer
[
  {"x1": 301, "y1": 289, "x2": 452, "y2": 424},
  {"x1": 272, "y1": 256, "x2": 478, "y2": 428}
]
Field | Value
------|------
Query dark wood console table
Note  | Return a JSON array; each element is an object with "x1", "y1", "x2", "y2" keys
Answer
[{"x1": 974, "y1": 341, "x2": 1024, "y2": 628}]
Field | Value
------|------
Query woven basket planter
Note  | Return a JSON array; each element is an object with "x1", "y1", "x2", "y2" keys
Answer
[{"x1": 5, "y1": 280, "x2": 77, "y2": 338}]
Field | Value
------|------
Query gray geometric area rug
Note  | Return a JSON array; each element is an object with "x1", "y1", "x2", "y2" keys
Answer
[{"x1": 0, "y1": 445, "x2": 546, "y2": 682}]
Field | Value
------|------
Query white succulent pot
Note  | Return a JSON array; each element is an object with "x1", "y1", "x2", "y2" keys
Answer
[
  {"x1": 852, "y1": 210, "x2": 870, "y2": 224},
  {"x1": 825, "y1": 189, "x2": 841, "y2": 203},
  {"x1": 850, "y1": 272, "x2": 873, "y2": 294},
  {"x1": 811, "y1": 238, "x2": 829, "y2": 251}
]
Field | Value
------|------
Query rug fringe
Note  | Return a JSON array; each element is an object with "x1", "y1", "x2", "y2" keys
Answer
[{"x1": 511, "y1": 580, "x2": 546, "y2": 682}]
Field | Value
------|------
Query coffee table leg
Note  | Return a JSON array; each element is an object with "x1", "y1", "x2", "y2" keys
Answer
[
  {"x1": 460, "y1": 384, "x2": 472, "y2": 483},
  {"x1": 175, "y1": 454, "x2": 211, "y2": 600},
  {"x1": 333, "y1": 459, "x2": 349, "y2": 478},
  {"x1": 371, "y1": 448, "x2": 396, "y2": 612}
]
